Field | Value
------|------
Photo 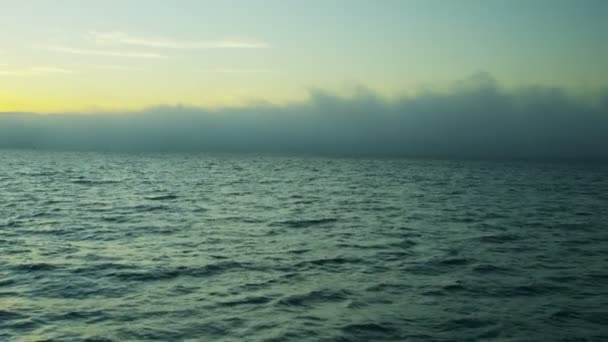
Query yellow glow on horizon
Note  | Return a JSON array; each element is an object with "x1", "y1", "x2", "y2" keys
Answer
[{"x1": 0, "y1": 88, "x2": 309, "y2": 113}]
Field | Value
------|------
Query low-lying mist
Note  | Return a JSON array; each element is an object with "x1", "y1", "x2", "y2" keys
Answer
[{"x1": 2, "y1": 73, "x2": 607, "y2": 160}]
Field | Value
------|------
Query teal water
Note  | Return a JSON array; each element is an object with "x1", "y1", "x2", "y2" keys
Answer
[{"x1": 1, "y1": 150, "x2": 607, "y2": 341}]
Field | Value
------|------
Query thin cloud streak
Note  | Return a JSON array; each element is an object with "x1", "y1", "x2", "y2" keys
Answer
[
  {"x1": 80, "y1": 64, "x2": 141, "y2": 71},
  {"x1": 200, "y1": 68, "x2": 272, "y2": 73},
  {"x1": 90, "y1": 31, "x2": 269, "y2": 49},
  {"x1": 47, "y1": 46, "x2": 167, "y2": 59},
  {"x1": 0, "y1": 66, "x2": 72, "y2": 76},
  {"x1": 207, "y1": 39, "x2": 269, "y2": 49}
]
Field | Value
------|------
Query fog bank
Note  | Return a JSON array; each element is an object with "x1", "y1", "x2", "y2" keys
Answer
[{"x1": 2, "y1": 74, "x2": 607, "y2": 160}]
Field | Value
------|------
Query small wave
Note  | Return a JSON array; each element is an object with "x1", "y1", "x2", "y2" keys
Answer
[
  {"x1": 0, "y1": 310, "x2": 27, "y2": 321},
  {"x1": 335, "y1": 242, "x2": 378, "y2": 249},
  {"x1": 286, "y1": 248, "x2": 310, "y2": 254},
  {"x1": 145, "y1": 194, "x2": 179, "y2": 201},
  {"x1": 475, "y1": 234, "x2": 520, "y2": 244},
  {"x1": 0, "y1": 219, "x2": 19, "y2": 228},
  {"x1": 30, "y1": 211, "x2": 51, "y2": 218},
  {"x1": 0, "y1": 278, "x2": 17, "y2": 287},
  {"x1": 101, "y1": 216, "x2": 130, "y2": 223},
  {"x1": 509, "y1": 283, "x2": 569, "y2": 297},
  {"x1": 406, "y1": 257, "x2": 473, "y2": 275},
  {"x1": 389, "y1": 239, "x2": 418, "y2": 248},
  {"x1": 586, "y1": 273, "x2": 608, "y2": 283},
  {"x1": 72, "y1": 179, "x2": 121, "y2": 185},
  {"x1": 365, "y1": 282, "x2": 409, "y2": 293},
  {"x1": 83, "y1": 337, "x2": 115, "y2": 342},
  {"x1": 276, "y1": 288, "x2": 352, "y2": 307},
  {"x1": 72, "y1": 179, "x2": 95, "y2": 185},
  {"x1": 442, "y1": 283, "x2": 467, "y2": 292},
  {"x1": 109, "y1": 261, "x2": 244, "y2": 282},
  {"x1": 294, "y1": 257, "x2": 362, "y2": 269},
  {"x1": 476, "y1": 327, "x2": 502, "y2": 339},
  {"x1": 549, "y1": 309, "x2": 581, "y2": 322},
  {"x1": 436, "y1": 257, "x2": 472, "y2": 266},
  {"x1": 422, "y1": 283, "x2": 471, "y2": 297},
  {"x1": 271, "y1": 218, "x2": 338, "y2": 228},
  {"x1": 72, "y1": 262, "x2": 136, "y2": 274},
  {"x1": 217, "y1": 295, "x2": 275, "y2": 307},
  {"x1": 439, "y1": 317, "x2": 493, "y2": 331},
  {"x1": 20, "y1": 171, "x2": 57, "y2": 177},
  {"x1": 340, "y1": 321, "x2": 398, "y2": 337},
  {"x1": 555, "y1": 223, "x2": 593, "y2": 231},
  {"x1": 12, "y1": 263, "x2": 60, "y2": 272},
  {"x1": 0, "y1": 291, "x2": 21, "y2": 297},
  {"x1": 55, "y1": 310, "x2": 107, "y2": 321},
  {"x1": 472, "y1": 264, "x2": 511, "y2": 274},
  {"x1": 130, "y1": 204, "x2": 170, "y2": 212}
]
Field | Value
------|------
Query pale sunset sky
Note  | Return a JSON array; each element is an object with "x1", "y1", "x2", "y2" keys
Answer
[{"x1": 0, "y1": 0, "x2": 606, "y2": 112}]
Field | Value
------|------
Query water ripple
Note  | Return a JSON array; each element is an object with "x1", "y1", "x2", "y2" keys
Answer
[{"x1": 1, "y1": 151, "x2": 606, "y2": 341}]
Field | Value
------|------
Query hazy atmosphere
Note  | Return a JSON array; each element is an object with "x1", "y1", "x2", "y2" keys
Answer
[
  {"x1": 2, "y1": 0, "x2": 607, "y2": 159},
  {"x1": 2, "y1": 1, "x2": 607, "y2": 341},
  {"x1": 2, "y1": 73, "x2": 608, "y2": 159}
]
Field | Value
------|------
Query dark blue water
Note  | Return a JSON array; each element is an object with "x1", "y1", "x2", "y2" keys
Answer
[{"x1": 1, "y1": 150, "x2": 607, "y2": 341}]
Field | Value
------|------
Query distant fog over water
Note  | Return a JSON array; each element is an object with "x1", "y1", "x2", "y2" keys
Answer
[{"x1": 2, "y1": 74, "x2": 607, "y2": 160}]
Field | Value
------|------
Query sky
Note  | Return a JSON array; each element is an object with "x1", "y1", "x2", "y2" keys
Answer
[
  {"x1": 0, "y1": 0, "x2": 607, "y2": 159},
  {"x1": 0, "y1": 0, "x2": 607, "y2": 112}
]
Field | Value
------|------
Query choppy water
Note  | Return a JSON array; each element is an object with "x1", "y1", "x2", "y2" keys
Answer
[{"x1": 1, "y1": 150, "x2": 607, "y2": 341}]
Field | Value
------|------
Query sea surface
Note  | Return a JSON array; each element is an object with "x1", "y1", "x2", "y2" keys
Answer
[{"x1": 1, "y1": 150, "x2": 607, "y2": 341}]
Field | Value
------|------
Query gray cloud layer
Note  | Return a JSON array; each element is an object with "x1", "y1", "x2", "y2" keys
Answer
[{"x1": 2, "y1": 73, "x2": 607, "y2": 160}]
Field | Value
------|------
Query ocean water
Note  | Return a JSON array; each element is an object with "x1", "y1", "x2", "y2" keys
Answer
[{"x1": 1, "y1": 150, "x2": 607, "y2": 341}]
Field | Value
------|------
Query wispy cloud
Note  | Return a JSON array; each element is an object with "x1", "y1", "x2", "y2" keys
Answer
[
  {"x1": 205, "y1": 39, "x2": 269, "y2": 49},
  {"x1": 90, "y1": 31, "x2": 269, "y2": 49},
  {"x1": 80, "y1": 64, "x2": 141, "y2": 71},
  {"x1": 0, "y1": 66, "x2": 72, "y2": 76},
  {"x1": 201, "y1": 68, "x2": 272, "y2": 73},
  {"x1": 47, "y1": 46, "x2": 167, "y2": 59}
]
